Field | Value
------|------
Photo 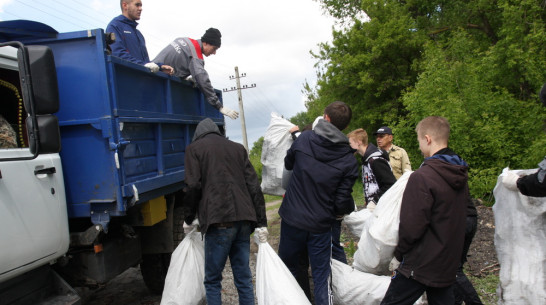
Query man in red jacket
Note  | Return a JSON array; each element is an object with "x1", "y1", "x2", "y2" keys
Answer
[{"x1": 381, "y1": 116, "x2": 468, "y2": 305}]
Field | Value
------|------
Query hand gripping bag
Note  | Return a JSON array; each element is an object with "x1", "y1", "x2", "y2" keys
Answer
[
  {"x1": 353, "y1": 171, "x2": 412, "y2": 275},
  {"x1": 254, "y1": 236, "x2": 311, "y2": 305},
  {"x1": 160, "y1": 229, "x2": 206, "y2": 305},
  {"x1": 260, "y1": 112, "x2": 295, "y2": 196}
]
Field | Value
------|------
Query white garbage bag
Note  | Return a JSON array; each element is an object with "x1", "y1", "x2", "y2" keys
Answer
[
  {"x1": 260, "y1": 112, "x2": 295, "y2": 196},
  {"x1": 160, "y1": 229, "x2": 206, "y2": 305},
  {"x1": 343, "y1": 207, "x2": 373, "y2": 237},
  {"x1": 331, "y1": 259, "x2": 427, "y2": 305},
  {"x1": 254, "y1": 236, "x2": 311, "y2": 305},
  {"x1": 353, "y1": 171, "x2": 412, "y2": 275},
  {"x1": 331, "y1": 259, "x2": 391, "y2": 305},
  {"x1": 493, "y1": 168, "x2": 546, "y2": 305}
]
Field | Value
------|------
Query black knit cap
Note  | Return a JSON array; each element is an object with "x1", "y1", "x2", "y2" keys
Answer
[{"x1": 201, "y1": 28, "x2": 221, "y2": 47}]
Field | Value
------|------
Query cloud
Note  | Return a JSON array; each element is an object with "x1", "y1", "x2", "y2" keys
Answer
[{"x1": 0, "y1": 0, "x2": 334, "y2": 146}]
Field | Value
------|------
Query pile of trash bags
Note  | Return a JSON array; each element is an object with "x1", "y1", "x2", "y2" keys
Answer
[{"x1": 160, "y1": 170, "x2": 426, "y2": 305}]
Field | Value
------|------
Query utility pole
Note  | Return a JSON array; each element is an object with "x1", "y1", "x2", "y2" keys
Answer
[{"x1": 222, "y1": 66, "x2": 256, "y2": 152}]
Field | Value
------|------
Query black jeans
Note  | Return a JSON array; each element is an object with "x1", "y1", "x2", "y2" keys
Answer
[
  {"x1": 381, "y1": 272, "x2": 453, "y2": 305},
  {"x1": 453, "y1": 216, "x2": 483, "y2": 305}
]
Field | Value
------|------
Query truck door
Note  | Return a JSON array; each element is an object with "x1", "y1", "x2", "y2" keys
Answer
[
  {"x1": 0, "y1": 150, "x2": 69, "y2": 281},
  {"x1": 0, "y1": 42, "x2": 68, "y2": 282}
]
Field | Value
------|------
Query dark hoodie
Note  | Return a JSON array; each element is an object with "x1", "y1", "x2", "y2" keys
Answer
[
  {"x1": 361, "y1": 143, "x2": 396, "y2": 204},
  {"x1": 184, "y1": 118, "x2": 267, "y2": 234},
  {"x1": 279, "y1": 119, "x2": 359, "y2": 233},
  {"x1": 394, "y1": 147, "x2": 468, "y2": 287}
]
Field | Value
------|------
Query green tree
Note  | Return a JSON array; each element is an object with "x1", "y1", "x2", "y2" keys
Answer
[
  {"x1": 309, "y1": 0, "x2": 546, "y2": 198},
  {"x1": 249, "y1": 137, "x2": 264, "y2": 181}
]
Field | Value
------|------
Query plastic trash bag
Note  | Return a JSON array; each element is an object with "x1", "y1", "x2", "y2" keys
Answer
[
  {"x1": 160, "y1": 229, "x2": 206, "y2": 305},
  {"x1": 493, "y1": 168, "x2": 546, "y2": 305},
  {"x1": 261, "y1": 112, "x2": 295, "y2": 196},
  {"x1": 343, "y1": 207, "x2": 373, "y2": 237},
  {"x1": 353, "y1": 171, "x2": 412, "y2": 275},
  {"x1": 331, "y1": 259, "x2": 391, "y2": 305},
  {"x1": 331, "y1": 259, "x2": 426, "y2": 305},
  {"x1": 254, "y1": 235, "x2": 311, "y2": 305}
]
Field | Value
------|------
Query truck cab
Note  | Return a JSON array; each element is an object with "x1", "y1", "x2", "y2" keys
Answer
[{"x1": 0, "y1": 20, "x2": 225, "y2": 303}]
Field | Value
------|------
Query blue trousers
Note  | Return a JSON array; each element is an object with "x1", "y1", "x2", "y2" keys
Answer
[
  {"x1": 331, "y1": 219, "x2": 347, "y2": 264},
  {"x1": 278, "y1": 220, "x2": 333, "y2": 305},
  {"x1": 204, "y1": 221, "x2": 254, "y2": 305}
]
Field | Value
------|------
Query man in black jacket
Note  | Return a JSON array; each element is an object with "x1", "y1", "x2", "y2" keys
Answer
[
  {"x1": 183, "y1": 118, "x2": 267, "y2": 305},
  {"x1": 278, "y1": 101, "x2": 358, "y2": 305},
  {"x1": 382, "y1": 116, "x2": 468, "y2": 305}
]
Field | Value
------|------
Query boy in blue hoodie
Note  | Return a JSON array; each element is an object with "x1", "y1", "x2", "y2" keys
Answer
[{"x1": 278, "y1": 101, "x2": 358, "y2": 305}]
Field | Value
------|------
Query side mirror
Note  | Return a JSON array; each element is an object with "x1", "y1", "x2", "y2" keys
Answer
[
  {"x1": 18, "y1": 45, "x2": 59, "y2": 114},
  {"x1": 26, "y1": 115, "x2": 61, "y2": 154}
]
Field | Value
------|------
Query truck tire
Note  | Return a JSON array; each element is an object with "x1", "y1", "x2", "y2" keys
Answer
[
  {"x1": 140, "y1": 253, "x2": 171, "y2": 295},
  {"x1": 173, "y1": 205, "x2": 186, "y2": 247},
  {"x1": 140, "y1": 202, "x2": 186, "y2": 295}
]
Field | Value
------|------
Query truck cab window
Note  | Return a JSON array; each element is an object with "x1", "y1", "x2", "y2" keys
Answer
[{"x1": 0, "y1": 68, "x2": 27, "y2": 149}]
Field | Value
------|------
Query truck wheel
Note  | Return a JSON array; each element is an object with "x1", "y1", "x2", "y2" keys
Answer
[
  {"x1": 140, "y1": 253, "x2": 171, "y2": 295},
  {"x1": 140, "y1": 202, "x2": 186, "y2": 295},
  {"x1": 173, "y1": 205, "x2": 186, "y2": 247}
]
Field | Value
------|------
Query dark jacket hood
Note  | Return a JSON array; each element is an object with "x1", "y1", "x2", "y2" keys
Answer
[
  {"x1": 423, "y1": 148, "x2": 469, "y2": 190},
  {"x1": 313, "y1": 119, "x2": 349, "y2": 144},
  {"x1": 309, "y1": 119, "x2": 353, "y2": 163},
  {"x1": 192, "y1": 118, "x2": 222, "y2": 142},
  {"x1": 362, "y1": 143, "x2": 389, "y2": 162}
]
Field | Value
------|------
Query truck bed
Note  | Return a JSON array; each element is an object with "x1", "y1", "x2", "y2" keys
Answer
[{"x1": 16, "y1": 27, "x2": 224, "y2": 220}]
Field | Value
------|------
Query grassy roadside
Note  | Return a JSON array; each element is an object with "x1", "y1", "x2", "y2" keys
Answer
[{"x1": 263, "y1": 184, "x2": 499, "y2": 304}]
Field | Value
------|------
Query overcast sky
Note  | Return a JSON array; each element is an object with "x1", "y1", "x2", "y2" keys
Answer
[{"x1": 0, "y1": 0, "x2": 335, "y2": 147}]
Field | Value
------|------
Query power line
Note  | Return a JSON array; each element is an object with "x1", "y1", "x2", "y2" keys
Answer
[
  {"x1": 49, "y1": 0, "x2": 110, "y2": 28},
  {"x1": 14, "y1": 0, "x2": 87, "y2": 30}
]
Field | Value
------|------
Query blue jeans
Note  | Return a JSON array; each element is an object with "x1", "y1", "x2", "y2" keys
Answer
[
  {"x1": 204, "y1": 221, "x2": 255, "y2": 305},
  {"x1": 278, "y1": 220, "x2": 333, "y2": 305}
]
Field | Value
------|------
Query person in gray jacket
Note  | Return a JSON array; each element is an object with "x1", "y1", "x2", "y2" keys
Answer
[{"x1": 153, "y1": 28, "x2": 238, "y2": 119}]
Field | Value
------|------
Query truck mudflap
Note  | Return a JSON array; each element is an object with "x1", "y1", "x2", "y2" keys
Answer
[{"x1": 0, "y1": 264, "x2": 80, "y2": 305}]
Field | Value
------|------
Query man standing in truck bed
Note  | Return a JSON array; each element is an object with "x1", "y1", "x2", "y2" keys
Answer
[
  {"x1": 107, "y1": 0, "x2": 173, "y2": 75},
  {"x1": 153, "y1": 29, "x2": 239, "y2": 120}
]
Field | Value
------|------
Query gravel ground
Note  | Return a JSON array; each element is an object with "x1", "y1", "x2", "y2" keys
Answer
[
  {"x1": 80, "y1": 200, "x2": 496, "y2": 305},
  {"x1": 80, "y1": 201, "x2": 283, "y2": 305}
]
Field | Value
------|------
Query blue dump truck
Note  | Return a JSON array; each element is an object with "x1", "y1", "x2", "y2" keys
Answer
[{"x1": 0, "y1": 20, "x2": 225, "y2": 304}]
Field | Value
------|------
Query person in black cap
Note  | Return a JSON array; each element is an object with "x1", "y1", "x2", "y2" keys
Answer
[
  {"x1": 153, "y1": 28, "x2": 239, "y2": 119},
  {"x1": 374, "y1": 126, "x2": 412, "y2": 179}
]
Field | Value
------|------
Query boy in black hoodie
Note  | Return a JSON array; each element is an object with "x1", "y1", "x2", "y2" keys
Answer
[{"x1": 381, "y1": 116, "x2": 468, "y2": 305}]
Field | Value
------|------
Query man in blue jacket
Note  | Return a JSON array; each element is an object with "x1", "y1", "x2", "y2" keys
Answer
[
  {"x1": 106, "y1": 0, "x2": 173, "y2": 75},
  {"x1": 278, "y1": 101, "x2": 358, "y2": 305}
]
